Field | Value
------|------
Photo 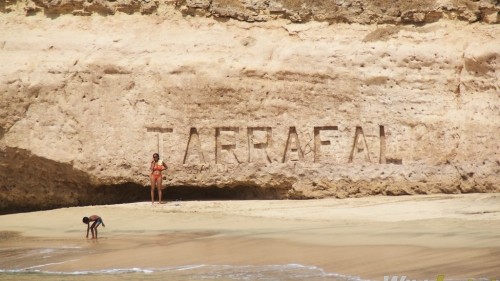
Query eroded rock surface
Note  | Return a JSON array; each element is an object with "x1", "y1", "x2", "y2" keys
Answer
[{"x1": 1, "y1": 0, "x2": 499, "y2": 213}]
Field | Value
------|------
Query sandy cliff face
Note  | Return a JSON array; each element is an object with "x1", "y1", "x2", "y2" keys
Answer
[{"x1": 1, "y1": 0, "x2": 499, "y2": 213}]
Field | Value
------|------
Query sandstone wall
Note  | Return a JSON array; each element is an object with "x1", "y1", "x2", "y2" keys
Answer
[{"x1": 1, "y1": 0, "x2": 499, "y2": 213}]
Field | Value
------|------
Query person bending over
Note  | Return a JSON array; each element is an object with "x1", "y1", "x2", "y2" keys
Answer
[{"x1": 82, "y1": 215, "x2": 105, "y2": 239}]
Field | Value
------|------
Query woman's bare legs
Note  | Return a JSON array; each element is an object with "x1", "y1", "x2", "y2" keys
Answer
[
  {"x1": 150, "y1": 175, "x2": 164, "y2": 204},
  {"x1": 150, "y1": 175, "x2": 156, "y2": 204},
  {"x1": 158, "y1": 177, "x2": 163, "y2": 204}
]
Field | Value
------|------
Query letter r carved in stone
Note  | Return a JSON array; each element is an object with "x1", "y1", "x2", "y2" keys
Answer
[
  {"x1": 247, "y1": 127, "x2": 272, "y2": 163},
  {"x1": 215, "y1": 127, "x2": 241, "y2": 164}
]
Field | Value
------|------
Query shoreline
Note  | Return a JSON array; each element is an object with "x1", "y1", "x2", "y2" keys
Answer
[{"x1": 1, "y1": 194, "x2": 500, "y2": 280}]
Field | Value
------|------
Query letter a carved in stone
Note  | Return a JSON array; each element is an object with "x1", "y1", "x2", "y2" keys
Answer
[
  {"x1": 349, "y1": 126, "x2": 371, "y2": 163},
  {"x1": 183, "y1": 127, "x2": 206, "y2": 164},
  {"x1": 282, "y1": 126, "x2": 304, "y2": 162}
]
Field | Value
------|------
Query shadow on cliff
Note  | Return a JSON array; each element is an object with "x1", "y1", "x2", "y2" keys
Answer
[
  {"x1": 0, "y1": 147, "x2": 149, "y2": 215},
  {"x1": 163, "y1": 184, "x2": 288, "y2": 201},
  {"x1": 0, "y1": 147, "x2": 289, "y2": 215}
]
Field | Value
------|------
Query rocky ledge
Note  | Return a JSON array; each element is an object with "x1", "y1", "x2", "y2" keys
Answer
[{"x1": 1, "y1": 0, "x2": 498, "y2": 24}]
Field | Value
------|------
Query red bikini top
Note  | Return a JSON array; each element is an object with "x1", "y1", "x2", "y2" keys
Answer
[{"x1": 153, "y1": 164, "x2": 164, "y2": 171}]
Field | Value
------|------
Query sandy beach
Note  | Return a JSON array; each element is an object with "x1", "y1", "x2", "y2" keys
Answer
[{"x1": 1, "y1": 193, "x2": 500, "y2": 280}]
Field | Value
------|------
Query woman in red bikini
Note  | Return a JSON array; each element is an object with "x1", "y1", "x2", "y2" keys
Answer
[{"x1": 150, "y1": 153, "x2": 168, "y2": 204}]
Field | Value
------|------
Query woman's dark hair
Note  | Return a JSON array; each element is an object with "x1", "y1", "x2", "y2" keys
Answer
[{"x1": 153, "y1": 153, "x2": 159, "y2": 158}]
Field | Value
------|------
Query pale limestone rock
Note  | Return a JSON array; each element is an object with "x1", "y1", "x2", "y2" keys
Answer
[{"x1": 0, "y1": 0, "x2": 499, "y2": 213}]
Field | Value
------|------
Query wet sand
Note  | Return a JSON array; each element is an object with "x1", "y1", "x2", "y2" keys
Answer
[{"x1": 1, "y1": 194, "x2": 500, "y2": 280}]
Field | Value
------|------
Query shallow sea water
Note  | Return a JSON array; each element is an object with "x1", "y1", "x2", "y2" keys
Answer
[
  {"x1": 0, "y1": 245, "x2": 362, "y2": 281},
  {"x1": 0, "y1": 264, "x2": 361, "y2": 281}
]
